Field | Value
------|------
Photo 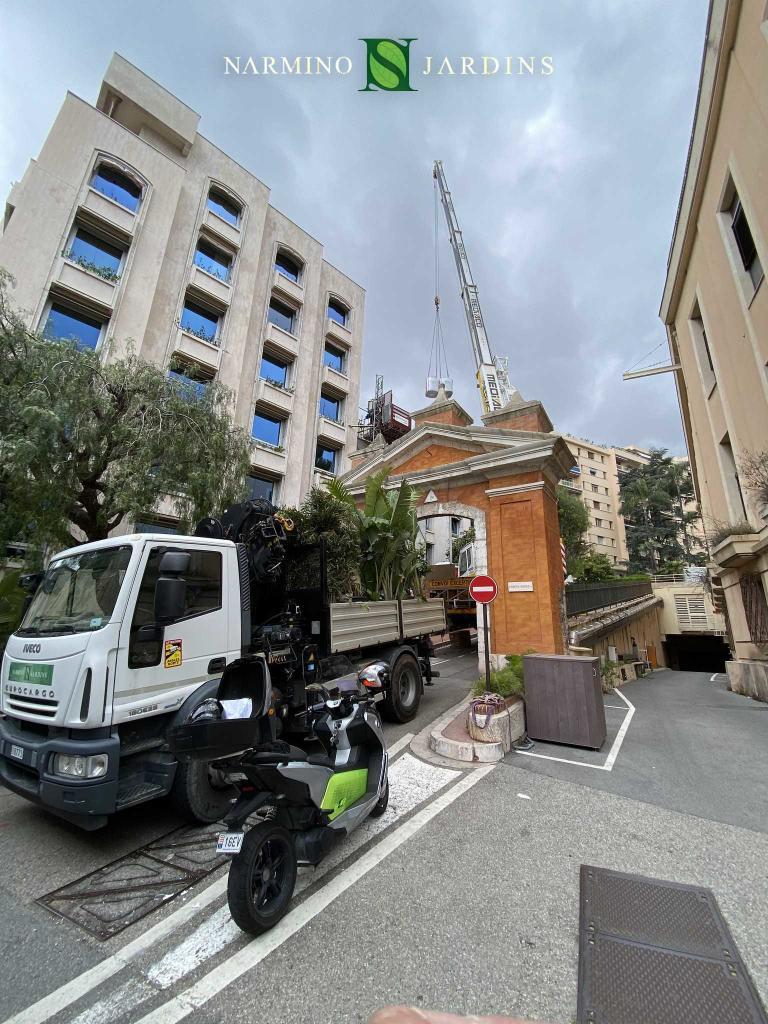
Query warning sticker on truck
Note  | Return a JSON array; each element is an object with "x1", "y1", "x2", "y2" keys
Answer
[{"x1": 164, "y1": 639, "x2": 182, "y2": 668}]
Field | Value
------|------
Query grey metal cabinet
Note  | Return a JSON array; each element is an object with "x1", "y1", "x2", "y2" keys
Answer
[{"x1": 522, "y1": 654, "x2": 606, "y2": 750}]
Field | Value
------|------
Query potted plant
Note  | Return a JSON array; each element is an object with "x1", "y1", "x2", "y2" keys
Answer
[{"x1": 467, "y1": 654, "x2": 526, "y2": 750}]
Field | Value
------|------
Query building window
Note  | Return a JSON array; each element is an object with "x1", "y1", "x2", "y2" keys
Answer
[
  {"x1": 689, "y1": 302, "x2": 716, "y2": 395},
  {"x1": 207, "y1": 187, "x2": 241, "y2": 227},
  {"x1": 43, "y1": 301, "x2": 105, "y2": 350},
  {"x1": 595, "y1": 518, "x2": 604, "y2": 528},
  {"x1": 593, "y1": 501, "x2": 600, "y2": 509},
  {"x1": 323, "y1": 343, "x2": 346, "y2": 374},
  {"x1": 180, "y1": 299, "x2": 220, "y2": 344},
  {"x1": 315, "y1": 444, "x2": 338, "y2": 474},
  {"x1": 168, "y1": 356, "x2": 214, "y2": 400},
  {"x1": 422, "y1": 517, "x2": 433, "y2": 531},
  {"x1": 425, "y1": 543, "x2": 435, "y2": 565},
  {"x1": 91, "y1": 163, "x2": 142, "y2": 212},
  {"x1": 319, "y1": 392, "x2": 342, "y2": 422},
  {"x1": 729, "y1": 193, "x2": 763, "y2": 289},
  {"x1": 65, "y1": 227, "x2": 124, "y2": 280},
  {"x1": 719, "y1": 434, "x2": 747, "y2": 520},
  {"x1": 134, "y1": 518, "x2": 179, "y2": 535},
  {"x1": 596, "y1": 536, "x2": 604, "y2": 545},
  {"x1": 451, "y1": 517, "x2": 461, "y2": 537},
  {"x1": 589, "y1": 469, "x2": 597, "y2": 476},
  {"x1": 259, "y1": 353, "x2": 289, "y2": 389},
  {"x1": 247, "y1": 474, "x2": 276, "y2": 503},
  {"x1": 327, "y1": 298, "x2": 348, "y2": 327},
  {"x1": 740, "y1": 573, "x2": 768, "y2": 643},
  {"x1": 194, "y1": 238, "x2": 233, "y2": 282},
  {"x1": 252, "y1": 412, "x2": 282, "y2": 448},
  {"x1": 275, "y1": 251, "x2": 301, "y2": 282},
  {"x1": 591, "y1": 484, "x2": 599, "y2": 493},
  {"x1": 268, "y1": 297, "x2": 296, "y2": 335}
]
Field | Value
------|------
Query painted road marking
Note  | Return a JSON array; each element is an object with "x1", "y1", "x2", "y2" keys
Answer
[
  {"x1": 385, "y1": 732, "x2": 414, "y2": 758},
  {"x1": 514, "y1": 688, "x2": 636, "y2": 773},
  {"x1": 132, "y1": 763, "x2": 495, "y2": 1024},
  {"x1": 145, "y1": 753, "x2": 455, "y2": 990},
  {"x1": 2, "y1": 750, "x2": 459, "y2": 1024}
]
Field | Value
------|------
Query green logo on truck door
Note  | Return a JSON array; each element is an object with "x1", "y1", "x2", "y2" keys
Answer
[
  {"x1": 8, "y1": 662, "x2": 54, "y2": 686},
  {"x1": 320, "y1": 769, "x2": 368, "y2": 820}
]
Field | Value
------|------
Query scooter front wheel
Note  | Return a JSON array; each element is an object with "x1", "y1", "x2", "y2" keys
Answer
[{"x1": 227, "y1": 821, "x2": 297, "y2": 935}]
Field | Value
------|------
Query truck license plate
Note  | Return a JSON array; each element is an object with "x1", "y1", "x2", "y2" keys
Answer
[
  {"x1": 10, "y1": 744, "x2": 24, "y2": 760},
  {"x1": 216, "y1": 831, "x2": 244, "y2": 855}
]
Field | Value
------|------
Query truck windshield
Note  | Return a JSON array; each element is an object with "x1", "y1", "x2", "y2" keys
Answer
[{"x1": 17, "y1": 546, "x2": 132, "y2": 636}]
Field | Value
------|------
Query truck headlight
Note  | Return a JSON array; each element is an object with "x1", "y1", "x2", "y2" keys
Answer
[{"x1": 51, "y1": 753, "x2": 109, "y2": 779}]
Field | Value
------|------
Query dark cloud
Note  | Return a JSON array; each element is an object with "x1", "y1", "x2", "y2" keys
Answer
[{"x1": 0, "y1": 0, "x2": 706, "y2": 453}]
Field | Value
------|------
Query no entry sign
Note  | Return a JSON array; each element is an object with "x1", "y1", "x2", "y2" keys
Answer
[{"x1": 469, "y1": 575, "x2": 498, "y2": 604}]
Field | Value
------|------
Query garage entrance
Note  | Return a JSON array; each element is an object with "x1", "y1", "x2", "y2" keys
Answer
[{"x1": 662, "y1": 633, "x2": 730, "y2": 672}]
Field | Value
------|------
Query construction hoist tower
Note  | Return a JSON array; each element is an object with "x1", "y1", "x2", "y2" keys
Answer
[{"x1": 430, "y1": 160, "x2": 519, "y2": 414}]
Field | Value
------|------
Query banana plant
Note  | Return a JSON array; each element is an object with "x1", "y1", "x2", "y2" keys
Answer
[{"x1": 327, "y1": 469, "x2": 425, "y2": 600}]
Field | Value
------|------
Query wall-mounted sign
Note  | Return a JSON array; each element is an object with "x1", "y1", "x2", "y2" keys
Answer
[{"x1": 508, "y1": 581, "x2": 534, "y2": 592}]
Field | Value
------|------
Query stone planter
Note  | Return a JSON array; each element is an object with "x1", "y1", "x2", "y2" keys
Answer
[{"x1": 466, "y1": 695, "x2": 525, "y2": 752}]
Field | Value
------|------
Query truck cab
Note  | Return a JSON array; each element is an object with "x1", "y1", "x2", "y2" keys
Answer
[{"x1": 0, "y1": 534, "x2": 245, "y2": 828}]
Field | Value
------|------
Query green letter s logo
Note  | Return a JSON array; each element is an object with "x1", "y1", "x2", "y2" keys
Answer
[{"x1": 360, "y1": 38, "x2": 417, "y2": 92}]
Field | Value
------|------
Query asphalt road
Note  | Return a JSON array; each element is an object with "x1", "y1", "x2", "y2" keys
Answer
[
  {"x1": 506, "y1": 669, "x2": 768, "y2": 832},
  {"x1": 2, "y1": 662, "x2": 767, "y2": 1024},
  {"x1": 0, "y1": 646, "x2": 478, "y2": 1020}
]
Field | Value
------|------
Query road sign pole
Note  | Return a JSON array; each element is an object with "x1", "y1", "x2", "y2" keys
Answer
[{"x1": 483, "y1": 602, "x2": 491, "y2": 692}]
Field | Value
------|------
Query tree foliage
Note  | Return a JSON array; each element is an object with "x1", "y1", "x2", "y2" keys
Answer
[
  {"x1": 557, "y1": 485, "x2": 590, "y2": 573},
  {"x1": 572, "y1": 551, "x2": 615, "y2": 582},
  {"x1": 282, "y1": 487, "x2": 361, "y2": 602},
  {"x1": 0, "y1": 272, "x2": 250, "y2": 551},
  {"x1": 619, "y1": 449, "x2": 704, "y2": 573},
  {"x1": 328, "y1": 469, "x2": 425, "y2": 600}
]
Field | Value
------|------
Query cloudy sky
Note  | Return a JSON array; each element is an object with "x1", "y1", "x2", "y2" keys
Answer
[{"x1": 1, "y1": 0, "x2": 708, "y2": 453}]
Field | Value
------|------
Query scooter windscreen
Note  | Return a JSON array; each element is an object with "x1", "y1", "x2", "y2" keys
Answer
[{"x1": 167, "y1": 656, "x2": 276, "y2": 763}]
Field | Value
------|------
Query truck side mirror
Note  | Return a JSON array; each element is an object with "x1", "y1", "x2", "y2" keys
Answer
[
  {"x1": 154, "y1": 577, "x2": 187, "y2": 624},
  {"x1": 159, "y1": 551, "x2": 191, "y2": 575}
]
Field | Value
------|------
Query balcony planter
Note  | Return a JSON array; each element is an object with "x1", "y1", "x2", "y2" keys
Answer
[
  {"x1": 83, "y1": 187, "x2": 136, "y2": 235},
  {"x1": 264, "y1": 322, "x2": 300, "y2": 360},
  {"x1": 255, "y1": 378, "x2": 294, "y2": 416},
  {"x1": 317, "y1": 415, "x2": 347, "y2": 446},
  {"x1": 322, "y1": 363, "x2": 350, "y2": 394},
  {"x1": 191, "y1": 265, "x2": 231, "y2": 305},
  {"x1": 711, "y1": 531, "x2": 761, "y2": 568},
  {"x1": 326, "y1": 316, "x2": 352, "y2": 345},
  {"x1": 203, "y1": 207, "x2": 241, "y2": 247},
  {"x1": 174, "y1": 327, "x2": 222, "y2": 371},
  {"x1": 272, "y1": 269, "x2": 303, "y2": 305},
  {"x1": 58, "y1": 259, "x2": 117, "y2": 307}
]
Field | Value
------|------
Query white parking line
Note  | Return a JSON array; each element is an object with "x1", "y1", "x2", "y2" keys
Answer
[
  {"x1": 386, "y1": 732, "x2": 414, "y2": 757},
  {"x1": 133, "y1": 763, "x2": 495, "y2": 1024},
  {"x1": 514, "y1": 689, "x2": 636, "y2": 772},
  {"x1": 2, "y1": 748, "x2": 457, "y2": 1024}
]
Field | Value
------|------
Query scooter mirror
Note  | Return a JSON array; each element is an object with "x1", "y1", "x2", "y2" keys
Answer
[{"x1": 358, "y1": 661, "x2": 389, "y2": 692}]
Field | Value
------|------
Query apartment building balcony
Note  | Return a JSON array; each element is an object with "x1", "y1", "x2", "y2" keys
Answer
[
  {"x1": 255, "y1": 377, "x2": 294, "y2": 417},
  {"x1": 322, "y1": 363, "x2": 349, "y2": 395},
  {"x1": 272, "y1": 268, "x2": 303, "y2": 305},
  {"x1": 326, "y1": 316, "x2": 352, "y2": 347},
  {"x1": 710, "y1": 525, "x2": 768, "y2": 568},
  {"x1": 559, "y1": 479, "x2": 581, "y2": 494},
  {"x1": 57, "y1": 256, "x2": 118, "y2": 308},
  {"x1": 250, "y1": 439, "x2": 287, "y2": 476},
  {"x1": 82, "y1": 187, "x2": 137, "y2": 235},
  {"x1": 190, "y1": 264, "x2": 231, "y2": 305},
  {"x1": 204, "y1": 206, "x2": 241, "y2": 248},
  {"x1": 173, "y1": 324, "x2": 222, "y2": 372},
  {"x1": 263, "y1": 321, "x2": 300, "y2": 361},
  {"x1": 317, "y1": 414, "x2": 347, "y2": 447}
]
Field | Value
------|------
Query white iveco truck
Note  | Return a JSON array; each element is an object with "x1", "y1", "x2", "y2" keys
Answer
[{"x1": 0, "y1": 500, "x2": 445, "y2": 829}]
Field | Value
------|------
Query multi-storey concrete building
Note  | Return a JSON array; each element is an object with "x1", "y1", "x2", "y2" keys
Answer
[
  {"x1": 659, "y1": 0, "x2": 768, "y2": 701},
  {"x1": 0, "y1": 54, "x2": 364, "y2": 521},
  {"x1": 560, "y1": 437, "x2": 650, "y2": 567}
]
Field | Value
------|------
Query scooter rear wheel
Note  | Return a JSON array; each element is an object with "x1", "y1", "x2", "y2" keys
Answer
[{"x1": 227, "y1": 822, "x2": 297, "y2": 935}]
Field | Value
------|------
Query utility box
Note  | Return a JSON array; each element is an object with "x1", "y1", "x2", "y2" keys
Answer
[{"x1": 522, "y1": 654, "x2": 606, "y2": 750}]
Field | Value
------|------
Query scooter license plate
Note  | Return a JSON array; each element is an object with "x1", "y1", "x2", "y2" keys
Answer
[{"x1": 216, "y1": 831, "x2": 244, "y2": 855}]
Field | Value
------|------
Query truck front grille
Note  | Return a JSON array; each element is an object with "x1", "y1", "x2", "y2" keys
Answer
[{"x1": 6, "y1": 694, "x2": 58, "y2": 718}]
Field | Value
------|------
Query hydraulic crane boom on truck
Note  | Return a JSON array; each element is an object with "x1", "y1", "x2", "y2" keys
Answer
[
  {"x1": 0, "y1": 500, "x2": 445, "y2": 830},
  {"x1": 432, "y1": 160, "x2": 519, "y2": 414}
]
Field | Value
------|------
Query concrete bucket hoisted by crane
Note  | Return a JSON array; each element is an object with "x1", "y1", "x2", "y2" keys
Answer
[{"x1": 431, "y1": 160, "x2": 519, "y2": 414}]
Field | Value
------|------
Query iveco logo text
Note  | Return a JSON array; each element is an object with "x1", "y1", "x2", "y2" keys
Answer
[{"x1": 23, "y1": 643, "x2": 41, "y2": 654}]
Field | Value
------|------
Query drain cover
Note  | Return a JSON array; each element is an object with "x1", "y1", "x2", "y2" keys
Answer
[
  {"x1": 37, "y1": 825, "x2": 227, "y2": 940},
  {"x1": 578, "y1": 865, "x2": 767, "y2": 1024}
]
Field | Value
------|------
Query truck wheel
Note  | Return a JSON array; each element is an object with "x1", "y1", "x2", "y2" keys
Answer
[
  {"x1": 170, "y1": 760, "x2": 236, "y2": 825},
  {"x1": 228, "y1": 822, "x2": 297, "y2": 935},
  {"x1": 381, "y1": 653, "x2": 422, "y2": 723}
]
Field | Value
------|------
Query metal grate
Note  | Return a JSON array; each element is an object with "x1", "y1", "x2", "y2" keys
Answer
[
  {"x1": 578, "y1": 865, "x2": 767, "y2": 1024},
  {"x1": 741, "y1": 573, "x2": 768, "y2": 644}
]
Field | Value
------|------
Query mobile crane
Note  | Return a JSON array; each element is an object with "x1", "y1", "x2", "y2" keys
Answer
[{"x1": 432, "y1": 160, "x2": 519, "y2": 414}]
